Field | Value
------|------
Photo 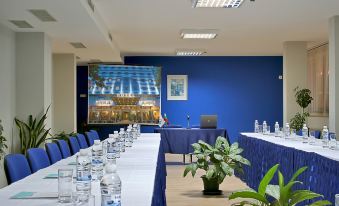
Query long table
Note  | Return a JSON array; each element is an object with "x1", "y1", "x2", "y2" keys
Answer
[
  {"x1": 0, "y1": 133, "x2": 166, "y2": 206},
  {"x1": 154, "y1": 128, "x2": 228, "y2": 154},
  {"x1": 237, "y1": 133, "x2": 339, "y2": 204}
]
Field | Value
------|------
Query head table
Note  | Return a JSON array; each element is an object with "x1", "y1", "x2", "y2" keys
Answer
[
  {"x1": 237, "y1": 133, "x2": 339, "y2": 204},
  {"x1": 0, "y1": 133, "x2": 166, "y2": 206}
]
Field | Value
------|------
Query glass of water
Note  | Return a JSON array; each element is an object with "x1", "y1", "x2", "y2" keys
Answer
[
  {"x1": 330, "y1": 133, "x2": 337, "y2": 150},
  {"x1": 309, "y1": 131, "x2": 316, "y2": 145},
  {"x1": 266, "y1": 126, "x2": 271, "y2": 135},
  {"x1": 58, "y1": 169, "x2": 73, "y2": 203},
  {"x1": 258, "y1": 125, "x2": 263, "y2": 134}
]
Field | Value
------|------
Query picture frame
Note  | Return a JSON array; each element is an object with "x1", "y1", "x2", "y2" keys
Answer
[{"x1": 167, "y1": 75, "x2": 188, "y2": 100}]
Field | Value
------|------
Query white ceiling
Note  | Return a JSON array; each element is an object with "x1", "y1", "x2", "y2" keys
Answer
[
  {"x1": 95, "y1": 0, "x2": 339, "y2": 56},
  {"x1": 0, "y1": 0, "x2": 338, "y2": 62}
]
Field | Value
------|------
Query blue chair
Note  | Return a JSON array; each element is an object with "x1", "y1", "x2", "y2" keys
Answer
[
  {"x1": 45, "y1": 143, "x2": 62, "y2": 164},
  {"x1": 86, "y1": 131, "x2": 100, "y2": 146},
  {"x1": 26, "y1": 148, "x2": 51, "y2": 173},
  {"x1": 90, "y1": 130, "x2": 100, "y2": 140},
  {"x1": 76, "y1": 134, "x2": 88, "y2": 149},
  {"x1": 69, "y1": 136, "x2": 80, "y2": 155},
  {"x1": 57, "y1": 140, "x2": 71, "y2": 158},
  {"x1": 4, "y1": 154, "x2": 32, "y2": 184}
]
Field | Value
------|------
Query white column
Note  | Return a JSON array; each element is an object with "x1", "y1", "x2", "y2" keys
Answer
[
  {"x1": 15, "y1": 32, "x2": 53, "y2": 135},
  {"x1": 52, "y1": 54, "x2": 77, "y2": 133},
  {"x1": 283, "y1": 42, "x2": 308, "y2": 124},
  {"x1": 329, "y1": 16, "x2": 339, "y2": 136}
]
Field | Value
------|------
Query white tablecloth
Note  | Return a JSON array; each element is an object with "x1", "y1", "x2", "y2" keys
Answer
[
  {"x1": 241, "y1": 133, "x2": 339, "y2": 161},
  {"x1": 0, "y1": 133, "x2": 161, "y2": 206}
]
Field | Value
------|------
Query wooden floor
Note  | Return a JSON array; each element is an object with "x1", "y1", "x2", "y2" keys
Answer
[{"x1": 165, "y1": 154, "x2": 249, "y2": 206}]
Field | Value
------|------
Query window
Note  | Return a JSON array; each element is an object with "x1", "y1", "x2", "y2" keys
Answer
[{"x1": 307, "y1": 44, "x2": 329, "y2": 116}]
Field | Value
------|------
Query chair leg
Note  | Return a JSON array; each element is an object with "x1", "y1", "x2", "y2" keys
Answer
[
  {"x1": 190, "y1": 154, "x2": 193, "y2": 163},
  {"x1": 183, "y1": 154, "x2": 185, "y2": 164}
]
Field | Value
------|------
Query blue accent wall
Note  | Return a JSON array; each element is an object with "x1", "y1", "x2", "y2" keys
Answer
[{"x1": 77, "y1": 56, "x2": 283, "y2": 142}]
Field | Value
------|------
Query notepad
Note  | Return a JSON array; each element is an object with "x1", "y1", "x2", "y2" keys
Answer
[{"x1": 11, "y1": 191, "x2": 58, "y2": 199}]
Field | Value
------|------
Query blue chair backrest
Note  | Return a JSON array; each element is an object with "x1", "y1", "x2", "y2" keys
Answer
[
  {"x1": 69, "y1": 136, "x2": 80, "y2": 155},
  {"x1": 4, "y1": 154, "x2": 32, "y2": 184},
  {"x1": 27, "y1": 148, "x2": 51, "y2": 173},
  {"x1": 76, "y1": 134, "x2": 88, "y2": 149},
  {"x1": 86, "y1": 131, "x2": 100, "y2": 146},
  {"x1": 315, "y1": 130, "x2": 321, "y2": 139},
  {"x1": 57, "y1": 139, "x2": 71, "y2": 158},
  {"x1": 45, "y1": 143, "x2": 62, "y2": 164},
  {"x1": 89, "y1": 130, "x2": 101, "y2": 140}
]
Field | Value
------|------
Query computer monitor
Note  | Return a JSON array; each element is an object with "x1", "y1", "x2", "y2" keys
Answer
[{"x1": 200, "y1": 115, "x2": 217, "y2": 129}]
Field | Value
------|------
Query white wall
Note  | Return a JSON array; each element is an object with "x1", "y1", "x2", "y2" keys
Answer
[
  {"x1": 283, "y1": 42, "x2": 308, "y2": 124},
  {"x1": 52, "y1": 54, "x2": 76, "y2": 133},
  {"x1": 0, "y1": 23, "x2": 16, "y2": 188}
]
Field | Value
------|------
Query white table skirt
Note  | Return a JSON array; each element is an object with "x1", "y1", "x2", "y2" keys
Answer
[
  {"x1": 241, "y1": 133, "x2": 339, "y2": 161},
  {"x1": 0, "y1": 133, "x2": 161, "y2": 206}
]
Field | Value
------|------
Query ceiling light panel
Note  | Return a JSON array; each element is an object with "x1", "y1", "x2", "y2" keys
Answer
[
  {"x1": 9, "y1": 20, "x2": 33, "y2": 28},
  {"x1": 192, "y1": 0, "x2": 245, "y2": 8},
  {"x1": 29, "y1": 10, "x2": 56, "y2": 22},
  {"x1": 181, "y1": 29, "x2": 218, "y2": 39},
  {"x1": 176, "y1": 50, "x2": 206, "y2": 56}
]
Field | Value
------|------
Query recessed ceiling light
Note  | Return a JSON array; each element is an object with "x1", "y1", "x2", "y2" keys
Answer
[
  {"x1": 192, "y1": 0, "x2": 245, "y2": 8},
  {"x1": 181, "y1": 29, "x2": 217, "y2": 39},
  {"x1": 176, "y1": 50, "x2": 206, "y2": 56},
  {"x1": 70, "y1": 42, "x2": 87, "y2": 49},
  {"x1": 29, "y1": 10, "x2": 56, "y2": 22},
  {"x1": 9, "y1": 20, "x2": 33, "y2": 28}
]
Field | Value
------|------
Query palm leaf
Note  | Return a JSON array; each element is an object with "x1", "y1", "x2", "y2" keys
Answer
[
  {"x1": 290, "y1": 190, "x2": 323, "y2": 205},
  {"x1": 309, "y1": 200, "x2": 332, "y2": 206},
  {"x1": 290, "y1": 166, "x2": 307, "y2": 182},
  {"x1": 258, "y1": 164, "x2": 279, "y2": 196},
  {"x1": 229, "y1": 191, "x2": 269, "y2": 205}
]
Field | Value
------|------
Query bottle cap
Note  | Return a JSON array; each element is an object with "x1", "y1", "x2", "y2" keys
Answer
[
  {"x1": 114, "y1": 131, "x2": 118, "y2": 134},
  {"x1": 303, "y1": 124, "x2": 307, "y2": 127},
  {"x1": 79, "y1": 149, "x2": 88, "y2": 156},
  {"x1": 120, "y1": 128, "x2": 124, "y2": 131},
  {"x1": 105, "y1": 163, "x2": 117, "y2": 173},
  {"x1": 94, "y1": 140, "x2": 100, "y2": 145},
  {"x1": 263, "y1": 121, "x2": 266, "y2": 123},
  {"x1": 276, "y1": 122, "x2": 278, "y2": 124},
  {"x1": 324, "y1": 126, "x2": 327, "y2": 129}
]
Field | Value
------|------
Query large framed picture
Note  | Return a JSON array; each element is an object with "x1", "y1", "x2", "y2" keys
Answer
[{"x1": 167, "y1": 75, "x2": 188, "y2": 100}]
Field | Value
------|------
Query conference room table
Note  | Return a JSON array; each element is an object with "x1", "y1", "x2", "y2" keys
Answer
[
  {"x1": 237, "y1": 133, "x2": 339, "y2": 204},
  {"x1": 0, "y1": 133, "x2": 166, "y2": 206},
  {"x1": 154, "y1": 128, "x2": 229, "y2": 154}
]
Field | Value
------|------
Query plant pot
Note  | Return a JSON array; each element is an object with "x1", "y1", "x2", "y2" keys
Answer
[{"x1": 201, "y1": 176, "x2": 222, "y2": 195}]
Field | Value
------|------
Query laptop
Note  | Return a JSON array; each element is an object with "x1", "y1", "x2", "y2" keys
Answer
[{"x1": 200, "y1": 115, "x2": 217, "y2": 129}]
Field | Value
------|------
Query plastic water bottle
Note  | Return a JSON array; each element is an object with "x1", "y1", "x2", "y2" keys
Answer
[
  {"x1": 125, "y1": 128, "x2": 132, "y2": 147},
  {"x1": 101, "y1": 164, "x2": 121, "y2": 206},
  {"x1": 274, "y1": 122, "x2": 279, "y2": 136},
  {"x1": 322, "y1": 126, "x2": 329, "y2": 148},
  {"x1": 106, "y1": 135, "x2": 117, "y2": 164},
  {"x1": 92, "y1": 140, "x2": 104, "y2": 181},
  {"x1": 119, "y1": 129, "x2": 125, "y2": 152},
  {"x1": 132, "y1": 124, "x2": 138, "y2": 140},
  {"x1": 113, "y1": 133, "x2": 120, "y2": 158},
  {"x1": 302, "y1": 124, "x2": 308, "y2": 143},
  {"x1": 76, "y1": 149, "x2": 92, "y2": 202},
  {"x1": 137, "y1": 124, "x2": 141, "y2": 138},
  {"x1": 285, "y1": 123, "x2": 290, "y2": 137},
  {"x1": 263, "y1": 121, "x2": 267, "y2": 134},
  {"x1": 254, "y1": 120, "x2": 259, "y2": 133}
]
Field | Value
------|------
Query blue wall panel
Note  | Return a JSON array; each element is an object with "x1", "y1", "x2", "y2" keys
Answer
[{"x1": 77, "y1": 56, "x2": 283, "y2": 142}]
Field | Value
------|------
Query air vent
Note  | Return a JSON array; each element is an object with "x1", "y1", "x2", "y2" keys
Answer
[
  {"x1": 29, "y1": 10, "x2": 56, "y2": 22},
  {"x1": 70, "y1": 42, "x2": 87, "y2": 49},
  {"x1": 9, "y1": 20, "x2": 33, "y2": 28},
  {"x1": 108, "y1": 33, "x2": 113, "y2": 42},
  {"x1": 87, "y1": 0, "x2": 95, "y2": 12}
]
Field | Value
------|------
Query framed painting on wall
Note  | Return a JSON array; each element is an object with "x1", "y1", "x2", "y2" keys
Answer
[{"x1": 167, "y1": 75, "x2": 188, "y2": 100}]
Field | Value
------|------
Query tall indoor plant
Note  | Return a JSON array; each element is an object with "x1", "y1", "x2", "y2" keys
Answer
[
  {"x1": 290, "y1": 87, "x2": 313, "y2": 131},
  {"x1": 229, "y1": 164, "x2": 331, "y2": 206},
  {"x1": 0, "y1": 119, "x2": 8, "y2": 160},
  {"x1": 15, "y1": 107, "x2": 51, "y2": 155},
  {"x1": 184, "y1": 136, "x2": 250, "y2": 195}
]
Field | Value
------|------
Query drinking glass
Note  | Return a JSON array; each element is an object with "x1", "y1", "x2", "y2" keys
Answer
[
  {"x1": 258, "y1": 125, "x2": 263, "y2": 134},
  {"x1": 266, "y1": 126, "x2": 271, "y2": 135},
  {"x1": 329, "y1": 133, "x2": 337, "y2": 150},
  {"x1": 335, "y1": 194, "x2": 339, "y2": 206},
  {"x1": 291, "y1": 129, "x2": 297, "y2": 137},
  {"x1": 58, "y1": 169, "x2": 73, "y2": 203},
  {"x1": 309, "y1": 131, "x2": 316, "y2": 145}
]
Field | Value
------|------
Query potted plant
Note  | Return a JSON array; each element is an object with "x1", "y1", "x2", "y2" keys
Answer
[
  {"x1": 183, "y1": 136, "x2": 250, "y2": 195},
  {"x1": 0, "y1": 119, "x2": 8, "y2": 160},
  {"x1": 290, "y1": 87, "x2": 313, "y2": 131},
  {"x1": 229, "y1": 164, "x2": 331, "y2": 206}
]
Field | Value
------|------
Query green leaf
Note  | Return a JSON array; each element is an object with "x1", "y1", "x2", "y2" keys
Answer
[
  {"x1": 229, "y1": 191, "x2": 269, "y2": 205},
  {"x1": 290, "y1": 166, "x2": 307, "y2": 182},
  {"x1": 183, "y1": 164, "x2": 192, "y2": 177},
  {"x1": 290, "y1": 190, "x2": 323, "y2": 205},
  {"x1": 265, "y1": 184, "x2": 280, "y2": 201},
  {"x1": 309, "y1": 200, "x2": 332, "y2": 206},
  {"x1": 214, "y1": 153, "x2": 223, "y2": 160},
  {"x1": 278, "y1": 171, "x2": 284, "y2": 188},
  {"x1": 206, "y1": 168, "x2": 215, "y2": 179},
  {"x1": 192, "y1": 143, "x2": 201, "y2": 152},
  {"x1": 258, "y1": 164, "x2": 279, "y2": 196},
  {"x1": 191, "y1": 163, "x2": 198, "y2": 177}
]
